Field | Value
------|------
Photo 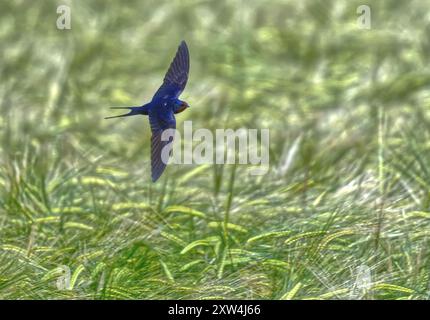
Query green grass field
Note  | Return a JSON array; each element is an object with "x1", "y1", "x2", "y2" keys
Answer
[{"x1": 1, "y1": 0, "x2": 430, "y2": 299}]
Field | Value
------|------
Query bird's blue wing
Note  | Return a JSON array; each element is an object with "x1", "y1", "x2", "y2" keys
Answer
[
  {"x1": 149, "y1": 109, "x2": 176, "y2": 182},
  {"x1": 152, "y1": 41, "x2": 190, "y2": 101}
]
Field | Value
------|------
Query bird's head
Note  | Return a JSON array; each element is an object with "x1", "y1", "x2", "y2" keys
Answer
[{"x1": 174, "y1": 99, "x2": 190, "y2": 114}]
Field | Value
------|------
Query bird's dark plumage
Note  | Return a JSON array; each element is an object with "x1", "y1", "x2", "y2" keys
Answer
[
  {"x1": 105, "y1": 41, "x2": 190, "y2": 182},
  {"x1": 153, "y1": 40, "x2": 190, "y2": 100},
  {"x1": 149, "y1": 107, "x2": 176, "y2": 182}
]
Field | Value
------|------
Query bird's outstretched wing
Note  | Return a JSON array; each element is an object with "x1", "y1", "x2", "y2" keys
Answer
[
  {"x1": 152, "y1": 41, "x2": 190, "y2": 101},
  {"x1": 149, "y1": 109, "x2": 176, "y2": 182}
]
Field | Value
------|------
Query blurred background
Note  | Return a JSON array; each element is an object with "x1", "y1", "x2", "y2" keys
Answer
[{"x1": 1, "y1": 0, "x2": 430, "y2": 299}]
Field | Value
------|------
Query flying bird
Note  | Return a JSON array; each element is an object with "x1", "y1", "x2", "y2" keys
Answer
[{"x1": 105, "y1": 41, "x2": 190, "y2": 182}]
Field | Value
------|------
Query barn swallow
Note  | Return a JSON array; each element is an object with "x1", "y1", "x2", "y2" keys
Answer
[{"x1": 105, "y1": 41, "x2": 190, "y2": 182}]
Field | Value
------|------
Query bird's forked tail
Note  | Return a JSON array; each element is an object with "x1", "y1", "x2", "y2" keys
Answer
[{"x1": 104, "y1": 106, "x2": 148, "y2": 119}]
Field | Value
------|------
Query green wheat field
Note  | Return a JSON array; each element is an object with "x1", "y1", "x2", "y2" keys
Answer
[{"x1": 1, "y1": 0, "x2": 430, "y2": 300}]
